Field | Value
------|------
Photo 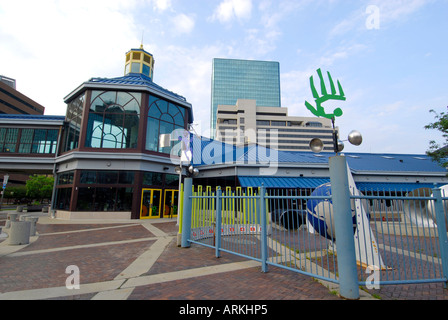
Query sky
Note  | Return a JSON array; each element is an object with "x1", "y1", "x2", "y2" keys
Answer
[{"x1": 1, "y1": 0, "x2": 447, "y2": 155}]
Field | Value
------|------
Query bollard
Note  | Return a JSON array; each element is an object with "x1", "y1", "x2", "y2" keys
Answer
[
  {"x1": 5, "y1": 212, "x2": 19, "y2": 229},
  {"x1": 25, "y1": 216, "x2": 39, "y2": 236},
  {"x1": 8, "y1": 221, "x2": 31, "y2": 245}
]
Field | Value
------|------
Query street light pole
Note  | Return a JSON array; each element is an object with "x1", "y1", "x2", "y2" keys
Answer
[{"x1": 0, "y1": 174, "x2": 9, "y2": 210}]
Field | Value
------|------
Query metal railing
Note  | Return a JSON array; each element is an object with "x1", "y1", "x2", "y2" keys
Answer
[{"x1": 180, "y1": 175, "x2": 448, "y2": 298}]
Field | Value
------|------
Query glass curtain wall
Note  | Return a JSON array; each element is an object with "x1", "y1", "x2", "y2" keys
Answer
[
  {"x1": 145, "y1": 94, "x2": 186, "y2": 154},
  {"x1": 61, "y1": 93, "x2": 84, "y2": 153},
  {"x1": 0, "y1": 128, "x2": 59, "y2": 154},
  {"x1": 85, "y1": 91, "x2": 141, "y2": 149}
]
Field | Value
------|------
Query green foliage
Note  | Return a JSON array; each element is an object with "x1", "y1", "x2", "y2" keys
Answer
[
  {"x1": 425, "y1": 109, "x2": 448, "y2": 168},
  {"x1": 25, "y1": 175, "x2": 54, "y2": 201},
  {"x1": 3, "y1": 186, "x2": 27, "y2": 202}
]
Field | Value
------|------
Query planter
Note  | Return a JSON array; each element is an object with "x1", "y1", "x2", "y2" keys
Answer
[{"x1": 26, "y1": 205, "x2": 43, "y2": 212}]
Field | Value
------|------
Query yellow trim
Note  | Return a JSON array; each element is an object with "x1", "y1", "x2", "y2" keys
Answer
[
  {"x1": 163, "y1": 189, "x2": 179, "y2": 219},
  {"x1": 140, "y1": 188, "x2": 162, "y2": 219}
]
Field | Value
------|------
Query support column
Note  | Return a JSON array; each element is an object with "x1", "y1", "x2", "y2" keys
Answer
[
  {"x1": 259, "y1": 184, "x2": 268, "y2": 273},
  {"x1": 181, "y1": 178, "x2": 193, "y2": 248},
  {"x1": 329, "y1": 155, "x2": 359, "y2": 300},
  {"x1": 215, "y1": 187, "x2": 222, "y2": 258},
  {"x1": 432, "y1": 186, "x2": 448, "y2": 288}
]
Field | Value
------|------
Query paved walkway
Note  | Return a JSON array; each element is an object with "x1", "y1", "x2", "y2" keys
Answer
[{"x1": 0, "y1": 212, "x2": 447, "y2": 303}]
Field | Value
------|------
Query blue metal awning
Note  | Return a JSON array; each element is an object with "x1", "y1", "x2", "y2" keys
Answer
[
  {"x1": 355, "y1": 182, "x2": 443, "y2": 192},
  {"x1": 238, "y1": 176, "x2": 330, "y2": 189},
  {"x1": 238, "y1": 176, "x2": 445, "y2": 191}
]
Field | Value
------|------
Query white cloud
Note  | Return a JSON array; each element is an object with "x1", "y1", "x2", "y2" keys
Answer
[
  {"x1": 171, "y1": 13, "x2": 195, "y2": 35},
  {"x1": 151, "y1": 44, "x2": 228, "y2": 137},
  {"x1": 153, "y1": 0, "x2": 171, "y2": 11},
  {"x1": 210, "y1": 0, "x2": 253, "y2": 23},
  {"x1": 280, "y1": 68, "x2": 316, "y2": 116},
  {"x1": 0, "y1": 0, "x2": 141, "y2": 114},
  {"x1": 376, "y1": 0, "x2": 430, "y2": 22},
  {"x1": 319, "y1": 44, "x2": 368, "y2": 67},
  {"x1": 329, "y1": 0, "x2": 431, "y2": 37}
]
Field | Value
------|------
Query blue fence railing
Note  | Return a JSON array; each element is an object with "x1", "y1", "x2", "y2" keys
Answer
[{"x1": 181, "y1": 170, "x2": 448, "y2": 298}]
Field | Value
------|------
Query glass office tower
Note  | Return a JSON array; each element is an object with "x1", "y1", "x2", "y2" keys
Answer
[{"x1": 210, "y1": 58, "x2": 281, "y2": 138}]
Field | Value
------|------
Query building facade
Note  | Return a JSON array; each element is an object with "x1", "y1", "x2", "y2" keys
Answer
[
  {"x1": 215, "y1": 99, "x2": 336, "y2": 151},
  {"x1": 210, "y1": 58, "x2": 281, "y2": 138},
  {"x1": 53, "y1": 46, "x2": 193, "y2": 220},
  {"x1": 0, "y1": 76, "x2": 45, "y2": 115},
  {"x1": 0, "y1": 52, "x2": 446, "y2": 222}
]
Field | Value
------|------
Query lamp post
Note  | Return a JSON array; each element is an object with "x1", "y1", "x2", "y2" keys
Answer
[
  {"x1": 309, "y1": 128, "x2": 363, "y2": 300},
  {"x1": 0, "y1": 174, "x2": 9, "y2": 210},
  {"x1": 160, "y1": 130, "x2": 199, "y2": 247},
  {"x1": 174, "y1": 165, "x2": 182, "y2": 225}
]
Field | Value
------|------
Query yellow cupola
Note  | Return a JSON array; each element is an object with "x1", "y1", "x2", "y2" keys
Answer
[{"x1": 124, "y1": 45, "x2": 155, "y2": 80}]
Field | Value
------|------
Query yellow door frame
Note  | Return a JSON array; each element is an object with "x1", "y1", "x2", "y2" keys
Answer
[
  {"x1": 140, "y1": 188, "x2": 162, "y2": 219},
  {"x1": 163, "y1": 189, "x2": 179, "y2": 218}
]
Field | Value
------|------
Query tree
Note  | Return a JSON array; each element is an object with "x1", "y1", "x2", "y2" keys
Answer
[
  {"x1": 4, "y1": 186, "x2": 27, "y2": 204},
  {"x1": 26, "y1": 175, "x2": 54, "y2": 203},
  {"x1": 425, "y1": 108, "x2": 448, "y2": 168}
]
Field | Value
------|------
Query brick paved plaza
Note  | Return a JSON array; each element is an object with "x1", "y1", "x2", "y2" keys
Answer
[{"x1": 0, "y1": 212, "x2": 447, "y2": 304}]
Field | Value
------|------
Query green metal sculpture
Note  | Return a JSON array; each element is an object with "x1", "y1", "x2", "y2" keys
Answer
[{"x1": 305, "y1": 68, "x2": 346, "y2": 119}]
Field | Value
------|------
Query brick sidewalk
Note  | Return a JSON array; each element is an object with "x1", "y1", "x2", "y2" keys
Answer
[{"x1": 0, "y1": 214, "x2": 447, "y2": 301}]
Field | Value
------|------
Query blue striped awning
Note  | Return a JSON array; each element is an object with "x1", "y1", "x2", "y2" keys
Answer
[
  {"x1": 238, "y1": 176, "x2": 330, "y2": 189},
  {"x1": 238, "y1": 176, "x2": 444, "y2": 191},
  {"x1": 355, "y1": 182, "x2": 443, "y2": 192}
]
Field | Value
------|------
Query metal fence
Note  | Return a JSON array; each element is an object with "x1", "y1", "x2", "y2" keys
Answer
[{"x1": 181, "y1": 178, "x2": 448, "y2": 297}]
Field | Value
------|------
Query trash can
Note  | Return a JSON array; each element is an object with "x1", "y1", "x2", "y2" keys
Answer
[
  {"x1": 24, "y1": 216, "x2": 39, "y2": 236},
  {"x1": 5, "y1": 213, "x2": 19, "y2": 229},
  {"x1": 19, "y1": 214, "x2": 29, "y2": 221},
  {"x1": 8, "y1": 221, "x2": 31, "y2": 245}
]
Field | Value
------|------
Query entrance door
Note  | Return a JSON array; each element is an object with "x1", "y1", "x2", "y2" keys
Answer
[
  {"x1": 163, "y1": 189, "x2": 179, "y2": 218},
  {"x1": 140, "y1": 189, "x2": 162, "y2": 219}
]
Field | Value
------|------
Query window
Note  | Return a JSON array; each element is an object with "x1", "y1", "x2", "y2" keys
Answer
[
  {"x1": 0, "y1": 128, "x2": 58, "y2": 154},
  {"x1": 165, "y1": 174, "x2": 179, "y2": 187},
  {"x1": 131, "y1": 63, "x2": 140, "y2": 73},
  {"x1": 76, "y1": 187, "x2": 133, "y2": 212},
  {"x1": 85, "y1": 91, "x2": 141, "y2": 149},
  {"x1": 75, "y1": 170, "x2": 135, "y2": 212},
  {"x1": 145, "y1": 95, "x2": 187, "y2": 154},
  {"x1": 271, "y1": 121, "x2": 286, "y2": 127},
  {"x1": 79, "y1": 170, "x2": 135, "y2": 185},
  {"x1": 142, "y1": 64, "x2": 151, "y2": 77},
  {"x1": 143, "y1": 172, "x2": 163, "y2": 186},
  {"x1": 18, "y1": 129, "x2": 58, "y2": 154},
  {"x1": 306, "y1": 122, "x2": 323, "y2": 128},
  {"x1": 54, "y1": 188, "x2": 72, "y2": 210},
  {"x1": 61, "y1": 93, "x2": 83, "y2": 153},
  {"x1": 0, "y1": 128, "x2": 18, "y2": 152},
  {"x1": 257, "y1": 120, "x2": 270, "y2": 126},
  {"x1": 57, "y1": 171, "x2": 74, "y2": 185}
]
